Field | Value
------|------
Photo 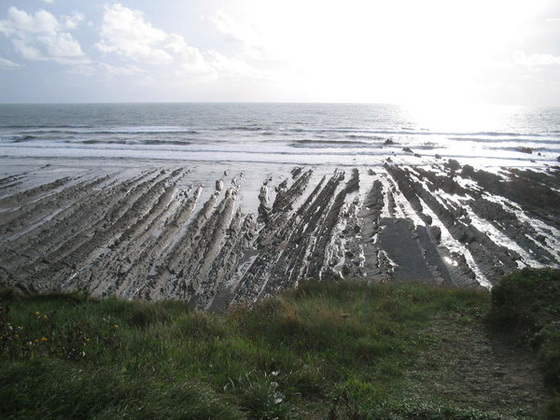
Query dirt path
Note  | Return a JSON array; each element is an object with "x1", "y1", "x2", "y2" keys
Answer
[{"x1": 403, "y1": 315, "x2": 549, "y2": 417}]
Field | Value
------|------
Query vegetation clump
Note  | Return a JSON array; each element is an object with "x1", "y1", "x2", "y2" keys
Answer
[
  {"x1": 0, "y1": 272, "x2": 556, "y2": 419},
  {"x1": 488, "y1": 268, "x2": 560, "y2": 418}
]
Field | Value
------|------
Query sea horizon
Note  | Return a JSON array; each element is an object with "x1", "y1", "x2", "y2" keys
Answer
[{"x1": 1, "y1": 102, "x2": 559, "y2": 169}]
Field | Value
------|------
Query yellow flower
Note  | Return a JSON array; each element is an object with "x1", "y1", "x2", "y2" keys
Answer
[
  {"x1": 40, "y1": 337, "x2": 48, "y2": 342},
  {"x1": 85, "y1": 338, "x2": 91, "y2": 342},
  {"x1": 34, "y1": 311, "x2": 40, "y2": 316},
  {"x1": 114, "y1": 324, "x2": 120, "y2": 328}
]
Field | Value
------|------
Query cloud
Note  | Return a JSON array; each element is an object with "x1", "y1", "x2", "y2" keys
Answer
[
  {"x1": 96, "y1": 4, "x2": 173, "y2": 65},
  {"x1": 210, "y1": 10, "x2": 263, "y2": 51},
  {"x1": 0, "y1": 56, "x2": 22, "y2": 70},
  {"x1": 165, "y1": 33, "x2": 211, "y2": 75},
  {"x1": 514, "y1": 51, "x2": 560, "y2": 67},
  {"x1": 99, "y1": 62, "x2": 145, "y2": 77},
  {"x1": 0, "y1": 7, "x2": 86, "y2": 64},
  {"x1": 96, "y1": 3, "x2": 214, "y2": 77},
  {"x1": 62, "y1": 12, "x2": 84, "y2": 30},
  {"x1": 206, "y1": 50, "x2": 268, "y2": 80},
  {"x1": 95, "y1": 4, "x2": 261, "y2": 80}
]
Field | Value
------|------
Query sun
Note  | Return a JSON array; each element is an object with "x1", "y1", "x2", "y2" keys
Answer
[{"x1": 404, "y1": 101, "x2": 518, "y2": 133}]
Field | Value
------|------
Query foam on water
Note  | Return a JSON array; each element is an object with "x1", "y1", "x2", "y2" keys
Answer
[{"x1": 1, "y1": 103, "x2": 559, "y2": 167}]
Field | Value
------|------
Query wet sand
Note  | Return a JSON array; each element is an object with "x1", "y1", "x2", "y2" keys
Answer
[{"x1": 0, "y1": 157, "x2": 559, "y2": 310}]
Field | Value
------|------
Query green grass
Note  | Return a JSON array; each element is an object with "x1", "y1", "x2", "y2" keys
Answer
[
  {"x1": 1, "y1": 271, "x2": 557, "y2": 419},
  {"x1": 487, "y1": 268, "x2": 560, "y2": 418}
]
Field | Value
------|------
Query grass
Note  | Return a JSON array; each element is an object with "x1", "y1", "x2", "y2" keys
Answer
[
  {"x1": 487, "y1": 268, "x2": 560, "y2": 418},
  {"x1": 0, "y1": 270, "x2": 558, "y2": 419}
]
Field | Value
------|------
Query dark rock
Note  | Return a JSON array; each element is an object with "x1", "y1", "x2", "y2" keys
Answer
[
  {"x1": 461, "y1": 164, "x2": 475, "y2": 177},
  {"x1": 384, "y1": 139, "x2": 395, "y2": 145},
  {"x1": 516, "y1": 146, "x2": 533, "y2": 154},
  {"x1": 291, "y1": 166, "x2": 303, "y2": 178},
  {"x1": 446, "y1": 159, "x2": 461, "y2": 171},
  {"x1": 435, "y1": 154, "x2": 442, "y2": 159},
  {"x1": 275, "y1": 179, "x2": 288, "y2": 192},
  {"x1": 458, "y1": 229, "x2": 477, "y2": 244},
  {"x1": 403, "y1": 147, "x2": 414, "y2": 153}
]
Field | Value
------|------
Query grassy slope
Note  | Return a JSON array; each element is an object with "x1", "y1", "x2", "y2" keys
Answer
[{"x1": 1, "y1": 269, "x2": 558, "y2": 419}]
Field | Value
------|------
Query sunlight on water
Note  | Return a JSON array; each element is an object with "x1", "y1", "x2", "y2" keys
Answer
[
  {"x1": 404, "y1": 102, "x2": 522, "y2": 133},
  {"x1": 1, "y1": 103, "x2": 557, "y2": 168}
]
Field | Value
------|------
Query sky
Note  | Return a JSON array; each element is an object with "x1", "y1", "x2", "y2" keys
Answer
[{"x1": 0, "y1": 0, "x2": 559, "y2": 105}]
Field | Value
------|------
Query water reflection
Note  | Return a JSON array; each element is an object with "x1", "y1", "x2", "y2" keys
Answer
[{"x1": 403, "y1": 103, "x2": 525, "y2": 134}]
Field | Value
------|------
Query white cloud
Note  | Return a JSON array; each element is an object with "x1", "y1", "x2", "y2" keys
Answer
[
  {"x1": 96, "y1": 4, "x2": 263, "y2": 81},
  {"x1": 206, "y1": 50, "x2": 267, "y2": 80},
  {"x1": 210, "y1": 10, "x2": 263, "y2": 52},
  {"x1": 96, "y1": 4, "x2": 173, "y2": 65},
  {"x1": 99, "y1": 62, "x2": 145, "y2": 77},
  {"x1": 0, "y1": 7, "x2": 87, "y2": 64},
  {"x1": 62, "y1": 12, "x2": 84, "y2": 30},
  {"x1": 514, "y1": 51, "x2": 560, "y2": 67},
  {"x1": 0, "y1": 56, "x2": 22, "y2": 70},
  {"x1": 165, "y1": 33, "x2": 211, "y2": 75}
]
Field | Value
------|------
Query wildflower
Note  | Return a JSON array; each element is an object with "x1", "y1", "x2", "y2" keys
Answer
[
  {"x1": 40, "y1": 337, "x2": 48, "y2": 342},
  {"x1": 114, "y1": 324, "x2": 120, "y2": 328},
  {"x1": 34, "y1": 311, "x2": 40, "y2": 316},
  {"x1": 85, "y1": 338, "x2": 90, "y2": 342},
  {"x1": 43, "y1": 315, "x2": 48, "y2": 319}
]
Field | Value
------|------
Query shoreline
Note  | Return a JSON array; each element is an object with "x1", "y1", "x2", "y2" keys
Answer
[{"x1": 0, "y1": 157, "x2": 559, "y2": 309}]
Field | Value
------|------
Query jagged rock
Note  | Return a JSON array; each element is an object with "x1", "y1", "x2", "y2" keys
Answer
[
  {"x1": 461, "y1": 164, "x2": 475, "y2": 177},
  {"x1": 446, "y1": 159, "x2": 461, "y2": 171},
  {"x1": 1, "y1": 162, "x2": 558, "y2": 309},
  {"x1": 429, "y1": 226, "x2": 441, "y2": 242},
  {"x1": 291, "y1": 166, "x2": 303, "y2": 178}
]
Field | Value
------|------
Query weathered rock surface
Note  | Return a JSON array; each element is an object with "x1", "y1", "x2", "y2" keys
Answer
[{"x1": 0, "y1": 161, "x2": 559, "y2": 309}]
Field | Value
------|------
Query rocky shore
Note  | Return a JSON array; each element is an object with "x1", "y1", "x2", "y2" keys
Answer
[{"x1": 0, "y1": 159, "x2": 559, "y2": 310}]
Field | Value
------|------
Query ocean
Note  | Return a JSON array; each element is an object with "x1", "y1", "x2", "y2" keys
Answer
[
  {"x1": 1, "y1": 102, "x2": 559, "y2": 300},
  {"x1": 0, "y1": 102, "x2": 559, "y2": 167}
]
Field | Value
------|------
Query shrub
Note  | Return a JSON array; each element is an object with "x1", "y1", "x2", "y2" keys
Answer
[
  {"x1": 542, "y1": 396, "x2": 560, "y2": 420},
  {"x1": 488, "y1": 268, "x2": 560, "y2": 339},
  {"x1": 488, "y1": 268, "x2": 560, "y2": 391}
]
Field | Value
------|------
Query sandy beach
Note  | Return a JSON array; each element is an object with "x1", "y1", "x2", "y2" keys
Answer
[{"x1": 0, "y1": 156, "x2": 559, "y2": 310}]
